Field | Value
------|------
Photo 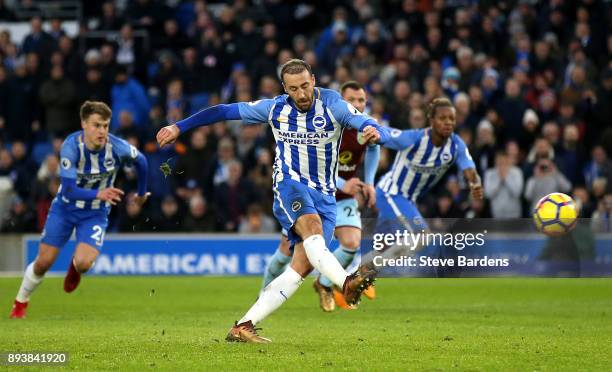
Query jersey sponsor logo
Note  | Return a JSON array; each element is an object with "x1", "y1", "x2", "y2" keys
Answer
[
  {"x1": 313, "y1": 115, "x2": 327, "y2": 129},
  {"x1": 79, "y1": 172, "x2": 113, "y2": 181},
  {"x1": 338, "y1": 151, "x2": 353, "y2": 164},
  {"x1": 61, "y1": 158, "x2": 71, "y2": 169},
  {"x1": 276, "y1": 129, "x2": 331, "y2": 145},
  {"x1": 409, "y1": 163, "x2": 451, "y2": 175},
  {"x1": 291, "y1": 201, "x2": 302, "y2": 212},
  {"x1": 338, "y1": 164, "x2": 357, "y2": 172}
]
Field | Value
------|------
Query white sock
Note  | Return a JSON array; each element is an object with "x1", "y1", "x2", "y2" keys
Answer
[
  {"x1": 239, "y1": 267, "x2": 303, "y2": 325},
  {"x1": 303, "y1": 234, "x2": 348, "y2": 288},
  {"x1": 16, "y1": 262, "x2": 44, "y2": 303}
]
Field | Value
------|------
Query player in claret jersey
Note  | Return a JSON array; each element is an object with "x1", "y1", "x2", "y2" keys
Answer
[
  {"x1": 10, "y1": 101, "x2": 149, "y2": 319},
  {"x1": 157, "y1": 59, "x2": 391, "y2": 343},
  {"x1": 260, "y1": 81, "x2": 379, "y2": 312}
]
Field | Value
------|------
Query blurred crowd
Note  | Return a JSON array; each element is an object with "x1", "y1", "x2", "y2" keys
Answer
[{"x1": 0, "y1": 0, "x2": 610, "y2": 234}]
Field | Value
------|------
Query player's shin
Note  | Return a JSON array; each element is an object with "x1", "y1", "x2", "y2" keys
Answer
[
  {"x1": 261, "y1": 248, "x2": 291, "y2": 290},
  {"x1": 239, "y1": 267, "x2": 304, "y2": 325},
  {"x1": 15, "y1": 262, "x2": 44, "y2": 303},
  {"x1": 303, "y1": 234, "x2": 348, "y2": 287},
  {"x1": 319, "y1": 245, "x2": 356, "y2": 288}
]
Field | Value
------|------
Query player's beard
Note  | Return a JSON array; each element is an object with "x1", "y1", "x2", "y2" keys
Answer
[{"x1": 296, "y1": 94, "x2": 313, "y2": 111}]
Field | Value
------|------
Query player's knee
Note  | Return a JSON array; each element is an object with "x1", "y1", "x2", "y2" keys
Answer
[
  {"x1": 33, "y1": 259, "x2": 52, "y2": 275},
  {"x1": 73, "y1": 257, "x2": 95, "y2": 273},
  {"x1": 295, "y1": 215, "x2": 323, "y2": 238},
  {"x1": 340, "y1": 235, "x2": 361, "y2": 250}
]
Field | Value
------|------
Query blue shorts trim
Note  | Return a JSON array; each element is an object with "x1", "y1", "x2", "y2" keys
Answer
[
  {"x1": 273, "y1": 178, "x2": 336, "y2": 246},
  {"x1": 41, "y1": 201, "x2": 109, "y2": 250}
]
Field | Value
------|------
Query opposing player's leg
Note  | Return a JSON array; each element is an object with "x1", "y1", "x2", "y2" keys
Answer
[
  {"x1": 260, "y1": 232, "x2": 292, "y2": 292},
  {"x1": 64, "y1": 212, "x2": 107, "y2": 293},
  {"x1": 10, "y1": 202, "x2": 73, "y2": 319}
]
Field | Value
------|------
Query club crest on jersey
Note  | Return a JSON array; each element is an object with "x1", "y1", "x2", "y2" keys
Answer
[
  {"x1": 291, "y1": 201, "x2": 302, "y2": 212},
  {"x1": 441, "y1": 152, "x2": 452, "y2": 162},
  {"x1": 313, "y1": 115, "x2": 327, "y2": 129},
  {"x1": 61, "y1": 157, "x2": 71, "y2": 169},
  {"x1": 339, "y1": 151, "x2": 353, "y2": 164},
  {"x1": 104, "y1": 157, "x2": 115, "y2": 168}
]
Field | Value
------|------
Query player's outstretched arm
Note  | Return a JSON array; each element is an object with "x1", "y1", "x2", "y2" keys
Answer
[
  {"x1": 157, "y1": 103, "x2": 242, "y2": 147},
  {"x1": 464, "y1": 168, "x2": 483, "y2": 200},
  {"x1": 157, "y1": 100, "x2": 275, "y2": 147},
  {"x1": 329, "y1": 97, "x2": 390, "y2": 145},
  {"x1": 132, "y1": 150, "x2": 150, "y2": 206},
  {"x1": 379, "y1": 127, "x2": 421, "y2": 151},
  {"x1": 456, "y1": 137, "x2": 483, "y2": 200},
  {"x1": 362, "y1": 144, "x2": 380, "y2": 208}
]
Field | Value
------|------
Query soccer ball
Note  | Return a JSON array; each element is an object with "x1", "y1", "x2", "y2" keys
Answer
[{"x1": 533, "y1": 192, "x2": 578, "y2": 236}]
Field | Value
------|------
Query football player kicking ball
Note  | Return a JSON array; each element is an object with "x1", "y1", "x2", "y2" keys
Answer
[
  {"x1": 359, "y1": 97, "x2": 483, "y2": 276},
  {"x1": 260, "y1": 81, "x2": 379, "y2": 312},
  {"x1": 10, "y1": 101, "x2": 149, "y2": 319},
  {"x1": 157, "y1": 59, "x2": 390, "y2": 343}
]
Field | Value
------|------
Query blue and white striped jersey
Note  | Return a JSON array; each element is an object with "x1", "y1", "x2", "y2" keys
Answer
[
  {"x1": 58, "y1": 131, "x2": 140, "y2": 210},
  {"x1": 237, "y1": 87, "x2": 374, "y2": 195},
  {"x1": 378, "y1": 128, "x2": 476, "y2": 201}
]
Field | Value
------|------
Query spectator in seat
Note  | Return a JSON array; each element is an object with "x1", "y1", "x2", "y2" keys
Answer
[
  {"x1": 524, "y1": 157, "x2": 572, "y2": 211},
  {"x1": 238, "y1": 204, "x2": 277, "y2": 234},
  {"x1": 485, "y1": 151, "x2": 524, "y2": 218},
  {"x1": 214, "y1": 160, "x2": 259, "y2": 232},
  {"x1": 591, "y1": 193, "x2": 611, "y2": 233},
  {"x1": 183, "y1": 194, "x2": 218, "y2": 232},
  {"x1": 110, "y1": 65, "x2": 150, "y2": 131},
  {"x1": 39, "y1": 65, "x2": 78, "y2": 138},
  {"x1": 155, "y1": 194, "x2": 183, "y2": 232},
  {"x1": 0, "y1": 196, "x2": 36, "y2": 232}
]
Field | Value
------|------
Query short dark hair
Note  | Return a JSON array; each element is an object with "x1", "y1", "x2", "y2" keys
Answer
[
  {"x1": 340, "y1": 80, "x2": 364, "y2": 94},
  {"x1": 80, "y1": 101, "x2": 112, "y2": 121},
  {"x1": 279, "y1": 59, "x2": 312, "y2": 82},
  {"x1": 426, "y1": 97, "x2": 454, "y2": 119}
]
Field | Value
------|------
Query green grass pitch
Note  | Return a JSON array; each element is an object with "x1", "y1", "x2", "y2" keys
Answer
[{"x1": 1, "y1": 276, "x2": 611, "y2": 370}]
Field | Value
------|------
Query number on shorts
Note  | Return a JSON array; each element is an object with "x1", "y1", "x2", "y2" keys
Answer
[
  {"x1": 91, "y1": 225, "x2": 104, "y2": 245},
  {"x1": 344, "y1": 206, "x2": 355, "y2": 217}
]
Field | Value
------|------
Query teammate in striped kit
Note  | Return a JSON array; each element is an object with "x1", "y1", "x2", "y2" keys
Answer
[
  {"x1": 10, "y1": 101, "x2": 149, "y2": 319},
  {"x1": 360, "y1": 97, "x2": 483, "y2": 272},
  {"x1": 156, "y1": 59, "x2": 389, "y2": 343},
  {"x1": 260, "y1": 81, "x2": 379, "y2": 312}
]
